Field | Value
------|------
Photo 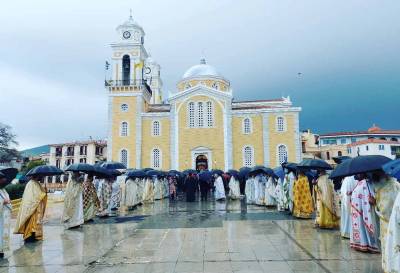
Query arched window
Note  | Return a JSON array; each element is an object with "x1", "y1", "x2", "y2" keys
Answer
[
  {"x1": 151, "y1": 148, "x2": 161, "y2": 169},
  {"x1": 188, "y1": 102, "x2": 195, "y2": 127},
  {"x1": 243, "y1": 146, "x2": 254, "y2": 167},
  {"x1": 121, "y1": 103, "x2": 129, "y2": 112},
  {"x1": 206, "y1": 101, "x2": 213, "y2": 127},
  {"x1": 120, "y1": 122, "x2": 128, "y2": 136},
  {"x1": 277, "y1": 144, "x2": 288, "y2": 165},
  {"x1": 243, "y1": 118, "x2": 251, "y2": 134},
  {"x1": 197, "y1": 102, "x2": 204, "y2": 127},
  {"x1": 120, "y1": 149, "x2": 128, "y2": 167},
  {"x1": 185, "y1": 83, "x2": 191, "y2": 89},
  {"x1": 152, "y1": 120, "x2": 160, "y2": 136},
  {"x1": 212, "y1": 82, "x2": 219, "y2": 90},
  {"x1": 276, "y1": 116, "x2": 285, "y2": 132},
  {"x1": 122, "y1": 55, "x2": 130, "y2": 85},
  {"x1": 338, "y1": 151, "x2": 342, "y2": 156}
]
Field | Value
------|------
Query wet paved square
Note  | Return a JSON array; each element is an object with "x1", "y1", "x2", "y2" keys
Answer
[{"x1": 0, "y1": 198, "x2": 382, "y2": 272}]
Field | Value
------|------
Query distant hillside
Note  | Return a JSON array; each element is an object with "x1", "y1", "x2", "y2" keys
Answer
[{"x1": 20, "y1": 145, "x2": 50, "y2": 157}]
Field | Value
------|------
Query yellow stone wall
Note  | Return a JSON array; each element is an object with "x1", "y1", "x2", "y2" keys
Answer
[
  {"x1": 141, "y1": 118, "x2": 171, "y2": 170},
  {"x1": 111, "y1": 96, "x2": 138, "y2": 168},
  {"x1": 177, "y1": 96, "x2": 225, "y2": 170},
  {"x1": 232, "y1": 115, "x2": 265, "y2": 169},
  {"x1": 268, "y1": 113, "x2": 296, "y2": 167}
]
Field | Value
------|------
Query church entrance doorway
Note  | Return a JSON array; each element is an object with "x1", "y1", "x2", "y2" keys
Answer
[{"x1": 195, "y1": 155, "x2": 208, "y2": 171}]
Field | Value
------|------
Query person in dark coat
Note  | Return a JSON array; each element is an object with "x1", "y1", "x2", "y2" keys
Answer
[
  {"x1": 185, "y1": 173, "x2": 198, "y2": 202},
  {"x1": 199, "y1": 177, "x2": 210, "y2": 201}
]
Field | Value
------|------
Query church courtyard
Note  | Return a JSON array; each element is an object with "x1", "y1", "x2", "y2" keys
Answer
[{"x1": 2, "y1": 197, "x2": 382, "y2": 273}]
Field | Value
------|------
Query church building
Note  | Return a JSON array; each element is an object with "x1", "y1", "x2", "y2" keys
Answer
[{"x1": 106, "y1": 16, "x2": 302, "y2": 171}]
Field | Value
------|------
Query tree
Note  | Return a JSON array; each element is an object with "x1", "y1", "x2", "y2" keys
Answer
[
  {"x1": 0, "y1": 123, "x2": 20, "y2": 162},
  {"x1": 21, "y1": 159, "x2": 46, "y2": 174}
]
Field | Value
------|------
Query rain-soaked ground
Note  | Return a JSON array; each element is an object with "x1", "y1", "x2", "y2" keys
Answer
[{"x1": 1, "y1": 194, "x2": 382, "y2": 273}]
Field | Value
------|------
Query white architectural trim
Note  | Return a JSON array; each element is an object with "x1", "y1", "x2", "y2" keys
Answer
[
  {"x1": 119, "y1": 148, "x2": 129, "y2": 168},
  {"x1": 232, "y1": 107, "x2": 302, "y2": 115},
  {"x1": 262, "y1": 113, "x2": 270, "y2": 167},
  {"x1": 150, "y1": 147, "x2": 162, "y2": 169},
  {"x1": 174, "y1": 104, "x2": 179, "y2": 169},
  {"x1": 141, "y1": 112, "x2": 170, "y2": 117},
  {"x1": 276, "y1": 143, "x2": 289, "y2": 166},
  {"x1": 275, "y1": 115, "x2": 287, "y2": 133},
  {"x1": 170, "y1": 104, "x2": 177, "y2": 169},
  {"x1": 151, "y1": 120, "x2": 161, "y2": 136},
  {"x1": 191, "y1": 146, "x2": 213, "y2": 170},
  {"x1": 120, "y1": 120, "x2": 129, "y2": 136},
  {"x1": 135, "y1": 96, "x2": 143, "y2": 168},
  {"x1": 107, "y1": 96, "x2": 113, "y2": 160},
  {"x1": 225, "y1": 99, "x2": 233, "y2": 170},
  {"x1": 168, "y1": 85, "x2": 233, "y2": 103},
  {"x1": 293, "y1": 112, "x2": 302, "y2": 163},
  {"x1": 242, "y1": 145, "x2": 255, "y2": 167},
  {"x1": 242, "y1": 116, "x2": 253, "y2": 134}
]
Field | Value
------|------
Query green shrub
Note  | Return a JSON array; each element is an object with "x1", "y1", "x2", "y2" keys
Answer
[{"x1": 4, "y1": 183, "x2": 26, "y2": 200}]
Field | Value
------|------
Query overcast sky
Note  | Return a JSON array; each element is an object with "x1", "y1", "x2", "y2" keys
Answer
[{"x1": 1, "y1": 0, "x2": 399, "y2": 150}]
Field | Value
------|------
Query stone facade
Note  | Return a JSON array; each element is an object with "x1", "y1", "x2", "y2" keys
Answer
[{"x1": 107, "y1": 16, "x2": 302, "y2": 171}]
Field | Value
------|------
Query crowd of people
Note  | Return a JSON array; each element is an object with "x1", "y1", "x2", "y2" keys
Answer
[{"x1": 1, "y1": 157, "x2": 400, "y2": 273}]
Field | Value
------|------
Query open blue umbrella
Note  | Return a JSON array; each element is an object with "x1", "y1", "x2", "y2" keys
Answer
[
  {"x1": 90, "y1": 166, "x2": 113, "y2": 178},
  {"x1": 332, "y1": 156, "x2": 351, "y2": 164},
  {"x1": 126, "y1": 170, "x2": 146, "y2": 180},
  {"x1": 383, "y1": 159, "x2": 400, "y2": 180},
  {"x1": 273, "y1": 167, "x2": 285, "y2": 181},
  {"x1": 100, "y1": 161, "x2": 126, "y2": 170},
  {"x1": 64, "y1": 163, "x2": 94, "y2": 173},
  {"x1": 329, "y1": 155, "x2": 392, "y2": 179},
  {"x1": 146, "y1": 170, "x2": 161, "y2": 177},
  {"x1": 211, "y1": 169, "x2": 224, "y2": 176},
  {"x1": 238, "y1": 167, "x2": 251, "y2": 180},
  {"x1": 182, "y1": 169, "x2": 197, "y2": 176},
  {"x1": 142, "y1": 168, "x2": 154, "y2": 172},
  {"x1": 199, "y1": 170, "x2": 212, "y2": 181},
  {"x1": 298, "y1": 159, "x2": 332, "y2": 170},
  {"x1": 26, "y1": 165, "x2": 64, "y2": 177},
  {"x1": 167, "y1": 170, "x2": 181, "y2": 177},
  {"x1": 248, "y1": 165, "x2": 274, "y2": 176},
  {"x1": 282, "y1": 162, "x2": 298, "y2": 172},
  {"x1": 227, "y1": 169, "x2": 240, "y2": 179}
]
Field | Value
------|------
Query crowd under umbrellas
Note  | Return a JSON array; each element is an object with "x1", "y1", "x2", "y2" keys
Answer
[{"x1": 1, "y1": 156, "x2": 400, "y2": 272}]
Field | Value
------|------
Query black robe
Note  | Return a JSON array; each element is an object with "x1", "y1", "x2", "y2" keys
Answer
[{"x1": 185, "y1": 176, "x2": 198, "y2": 202}]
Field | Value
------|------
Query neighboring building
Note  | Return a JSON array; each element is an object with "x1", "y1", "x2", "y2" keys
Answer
[
  {"x1": 48, "y1": 140, "x2": 107, "y2": 169},
  {"x1": 107, "y1": 16, "x2": 302, "y2": 171},
  {"x1": 20, "y1": 145, "x2": 51, "y2": 164},
  {"x1": 301, "y1": 130, "x2": 320, "y2": 159},
  {"x1": 347, "y1": 139, "x2": 400, "y2": 159},
  {"x1": 318, "y1": 125, "x2": 400, "y2": 163}
]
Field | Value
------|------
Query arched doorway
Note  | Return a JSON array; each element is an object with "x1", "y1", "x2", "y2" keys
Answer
[{"x1": 196, "y1": 155, "x2": 208, "y2": 171}]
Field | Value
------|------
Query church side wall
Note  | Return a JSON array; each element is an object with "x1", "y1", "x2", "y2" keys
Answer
[
  {"x1": 231, "y1": 115, "x2": 264, "y2": 169},
  {"x1": 111, "y1": 96, "x2": 137, "y2": 168},
  {"x1": 141, "y1": 117, "x2": 171, "y2": 170},
  {"x1": 268, "y1": 112, "x2": 297, "y2": 167}
]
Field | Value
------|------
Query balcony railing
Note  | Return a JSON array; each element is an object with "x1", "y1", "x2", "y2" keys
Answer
[{"x1": 105, "y1": 79, "x2": 152, "y2": 95}]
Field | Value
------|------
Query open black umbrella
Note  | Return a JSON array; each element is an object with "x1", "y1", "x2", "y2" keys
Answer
[
  {"x1": 146, "y1": 170, "x2": 161, "y2": 177},
  {"x1": 26, "y1": 165, "x2": 64, "y2": 177},
  {"x1": 297, "y1": 159, "x2": 332, "y2": 170},
  {"x1": 332, "y1": 156, "x2": 351, "y2": 164},
  {"x1": 329, "y1": 155, "x2": 392, "y2": 179},
  {"x1": 142, "y1": 168, "x2": 154, "y2": 172},
  {"x1": 227, "y1": 169, "x2": 240, "y2": 179},
  {"x1": 182, "y1": 169, "x2": 197, "y2": 176},
  {"x1": 64, "y1": 163, "x2": 94, "y2": 173},
  {"x1": 89, "y1": 166, "x2": 114, "y2": 178},
  {"x1": 126, "y1": 170, "x2": 146, "y2": 180},
  {"x1": 281, "y1": 162, "x2": 298, "y2": 173},
  {"x1": 0, "y1": 167, "x2": 18, "y2": 184},
  {"x1": 100, "y1": 161, "x2": 126, "y2": 170},
  {"x1": 248, "y1": 165, "x2": 274, "y2": 176},
  {"x1": 167, "y1": 170, "x2": 181, "y2": 177},
  {"x1": 211, "y1": 169, "x2": 224, "y2": 176},
  {"x1": 238, "y1": 167, "x2": 251, "y2": 180},
  {"x1": 199, "y1": 170, "x2": 212, "y2": 181}
]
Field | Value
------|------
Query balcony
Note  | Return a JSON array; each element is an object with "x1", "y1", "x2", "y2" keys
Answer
[{"x1": 105, "y1": 79, "x2": 152, "y2": 95}]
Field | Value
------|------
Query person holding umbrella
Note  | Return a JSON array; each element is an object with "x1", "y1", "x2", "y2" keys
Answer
[
  {"x1": 213, "y1": 172, "x2": 226, "y2": 201},
  {"x1": 372, "y1": 171, "x2": 400, "y2": 271},
  {"x1": 62, "y1": 171, "x2": 84, "y2": 229},
  {"x1": 0, "y1": 172, "x2": 11, "y2": 258},
  {"x1": 185, "y1": 172, "x2": 198, "y2": 202},
  {"x1": 82, "y1": 174, "x2": 100, "y2": 222},
  {"x1": 314, "y1": 169, "x2": 340, "y2": 229},
  {"x1": 340, "y1": 175, "x2": 357, "y2": 239},
  {"x1": 292, "y1": 168, "x2": 314, "y2": 219}
]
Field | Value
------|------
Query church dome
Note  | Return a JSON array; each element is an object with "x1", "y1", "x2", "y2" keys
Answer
[{"x1": 182, "y1": 58, "x2": 220, "y2": 79}]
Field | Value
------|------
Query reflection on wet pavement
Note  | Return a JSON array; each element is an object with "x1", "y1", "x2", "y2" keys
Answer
[{"x1": 0, "y1": 197, "x2": 383, "y2": 273}]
